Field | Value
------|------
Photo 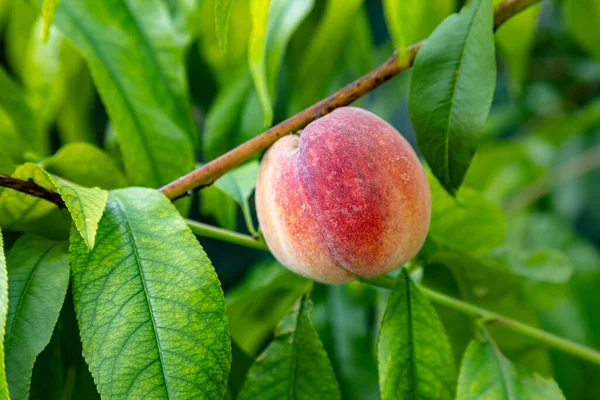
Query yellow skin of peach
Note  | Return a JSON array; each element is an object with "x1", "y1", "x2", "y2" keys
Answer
[{"x1": 255, "y1": 107, "x2": 431, "y2": 284}]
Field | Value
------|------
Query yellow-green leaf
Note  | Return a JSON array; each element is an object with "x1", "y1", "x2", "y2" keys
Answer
[
  {"x1": 69, "y1": 188, "x2": 231, "y2": 398},
  {"x1": 215, "y1": 0, "x2": 234, "y2": 54},
  {"x1": 383, "y1": 0, "x2": 455, "y2": 60},
  {"x1": 248, "y1": 0, "x2": 272, "y2": 127},
  {"x1": 41, "y1": 0, "x2": 60, "y2": 41},
  {"x1": 0, "y1": 229, "x2": 9, "y2": 399}
]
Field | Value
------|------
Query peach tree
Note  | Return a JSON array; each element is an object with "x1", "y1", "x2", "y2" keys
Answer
[{"x1": 0, "y1": 0, "x2": 599, "y2": 399}]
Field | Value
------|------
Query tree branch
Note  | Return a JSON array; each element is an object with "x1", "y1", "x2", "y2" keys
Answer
[
  {"x1": 0, "y1": 173, "x2": 65, "y2": 207},
  {"x1": 159, "y1": 0, "x2": 543, "y2": 201}
]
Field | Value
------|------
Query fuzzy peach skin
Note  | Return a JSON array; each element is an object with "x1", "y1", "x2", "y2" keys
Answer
[{"x1": 255, "y1": 107, "x2": 431, "y2": 284}]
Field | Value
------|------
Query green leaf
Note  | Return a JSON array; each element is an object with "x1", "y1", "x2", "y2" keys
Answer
[
  {"x1": 199, "y1": 185, "x2": 238, "y2": 230},
  {"x1": 0, "y1": 163, "x2": 60, "y2": 231},
  {"x1": 248, "y1": 0, "x2": 272, "y2": 127},
  {"x1": 203, "y1": 73, "x2": 252, "y2": 161},
  {"x1": 41, "y1": 0, "x2": 61, "y2": 41},
  {"x1": 214, "y1": 0, "x2": 234, "y2": 53},
  {"x1": 56, "y1": 64, "x2": 97, "y2": 144},
  {"x1": 428, "y1": 172, "x2": 506, "y2": 255},
  {"x1": 0, "y1": 65, "x2": 44, "y2": 159},
  {"x1": 43, "y1": 143, "x2": 128, "y2": 190},
  {"x1": 409, "y1": 0, "x2": 496, "y2": 194},
  {"x1": 215, "y1": 160, "x2": 260, "y2": 234},
  {"x1": 238, "y1": 0, "x2": 315, "y2": 141},
  {"x1": 564, "y1": 0, "x2": 600, "y2": 62},
  {"x1": 494, "y1": 0, "x2": 540, "y2": 94},
  {"x1": 198, "y1": 0, "x2": 251, "y2": 87},
  {"x1": 0, "y1": 229, "x2": 9, "y2": 398},
  {"x1": 214, "y1": 160, "x2": 259, "y2": 205},
  {"x1": 162, "y1": 0, "x2": 202, "y2": 46},
  {"x1": 22, "y1": 15, "x2": 83, "y2": 133},
  {"x1": 383, "y1": 0, "x2": 455, "y2": 60},
  {"x1": 0, "y1": 162, "x2": 108, "y2": 250},
  {"x1": 238, "y1": 292, "x2": 342, "y2": 400},
  {"x1": 5, "y1": 235, "x2": 69, "y2": 400},
  {"x1": 378, "y1": 271, "x2": 455, "y2": 400},
  {"x1": 327, "y1": 283, "x2": 379, "y2": 400},
  {"x1": 457, "y1": 332, "x2": 565, "y2": 399},
  {"x1": 47, "y1": 174, "x2": 107, "y2": 250},
  {"x1": 69, "y1": 188, "x2": 231, "y2": 398},
  {"x1": 291, "y1": 0, "x2": 364, "y2": 110},
  {"x1": 43, "y1": 0, "x2": 196, "y2": 188},
  {"x1": 227, "y1": 266, "x2": 311, "y2": 355}
]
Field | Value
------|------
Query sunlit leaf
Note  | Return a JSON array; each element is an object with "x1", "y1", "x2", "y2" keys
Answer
[
  {"x1": 42, "y1": 0, "x2": 197, "y2": 188},
  {"x1": 5, "y1": 235, "x2": 69, "y2": 400},
  {"x1": 409, "y1": 0, "x2": 496, "y2": 194},
  {"x1": 41, "y1": 0, "x2": 60, "y2": 41},
  {"x1": 0, "y1": 229, "x2": 8, "y2": 398},
  {"x1": 248, "y1": 0, "x2": 272, "y2": 126},
  {"x1": 43, "y1": 143, "x2": 128, "y2": 190},
  {"x1": 238, "y1": 292, "x2": 342, "y2": 400},
  {"x1": 383, "y1": 0, "x2": 455, "y2": 60},
  {"x1": 214, "y1": 0, "x2": 234, "y2": 53},
  {"x1": 0, "y1": 65, "x2": 44, "y2": 159},
  {"x1": 291, "y1": 0, "x2": 364, "y2": 110},
  {"x1": 378, "y1": 271, "x2": 455, "y2": 400},
  {"x1": 0, "y1": 163, "x2": 108, "y2": 251},
  {"x1": 69, "y1": 188, "x2": 231, "y2": 398}
]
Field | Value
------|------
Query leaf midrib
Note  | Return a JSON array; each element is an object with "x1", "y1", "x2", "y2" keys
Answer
[
  {"x1": 442, "y1": 0, "x2": 484, "y2": 189},
  {"x1": 114, "y1": 199, "x2": 171, "y2": 398},
  {"x1": 5, "y1": 244, "x2": 55, "y2": 341},
  {"x1": 288, "y1": 296, "x2": 306, "y2": 400},
  {"x1": 58, "y1": 2, "x2": 164, "y2": 187}
]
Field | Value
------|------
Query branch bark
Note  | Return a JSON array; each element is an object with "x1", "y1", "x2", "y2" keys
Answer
[
  {"x1": 158, "y1": 0, "x2": 543, "y2": 201},
  {"x1": 0, "y1": 173, "x2": 65, "y2": 207}
]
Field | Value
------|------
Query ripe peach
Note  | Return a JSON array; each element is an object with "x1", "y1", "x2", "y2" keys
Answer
[{"x1": 255, "y1": 107, "x2": 431, "y2": 283}]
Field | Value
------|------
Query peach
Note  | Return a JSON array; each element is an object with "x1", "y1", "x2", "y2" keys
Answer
[{"x1": 255, "y1": 107, "x2": 431, "y2": 284}]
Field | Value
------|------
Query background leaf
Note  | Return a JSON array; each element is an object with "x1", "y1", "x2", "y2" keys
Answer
[
  {"x1": 238, "y1": 292, "x2": 342, "y2": 400},
  {"x1": 248, "y1": 0, "x2": 272, "y2": 126},
  {"x1": 42, "y1": 143, "x2": 128, "y2": 190},
  {"x1": 378, "y1": 272, "x2": 456, "y2": 400},
  {"x1": 409, "y1": 0, "x2": 496, "y2": 194},
  {"x1": 457, "y1": 331, "x2": 565, "y2": 399},
  {"x1": 227, "y1": 266, "x2": 310, "y2": 355},
  {"x1": 43, "y1": 0, "x2": 197, "y2": 188},
  {"x1": 0, "y1": 65, "x2": 44, "y2": 161},
  {"x1": 4, "y1": 235, "x2": 69, "y2": 400},
  {"x1": 69, "y1": 188, "x2": 231, "y2": 398},
  {"x1": 214, "y1": 0, "x2": 234, "y2": 54},
  {"x1": 428, "y1": 171, "x2": 506, "y2": 255},
  {"x1": 564, "y1": 0, "x2": 600, "y2": 62},
  {"x1": 383, "y1": 0, "x2": 455, "y2": 59},
  {"x1": 41, "y1": 0, "x2": 60, "y2": 40},
  {"x1": 494, "y1": 0, "x2": 540, "y2": 93}
]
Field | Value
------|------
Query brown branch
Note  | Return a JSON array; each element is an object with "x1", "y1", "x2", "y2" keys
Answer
[
  {"x1": 0, "y1": 174, "x2": 65, "y2": 207},
  {"x1": 159, "y1": 0, "x2": 542, "y2": 201}
]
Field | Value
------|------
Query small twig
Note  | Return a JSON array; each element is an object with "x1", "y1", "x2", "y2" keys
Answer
[
  {"x1": 0, "y1": 173, "x2": 65, "y2": 207},
  {"x1": 158, "y1": 0, "x2": 542, "y2": 201},
  {"x1": 504, "y1": 142, "x2": 600, "y2": 212}
]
